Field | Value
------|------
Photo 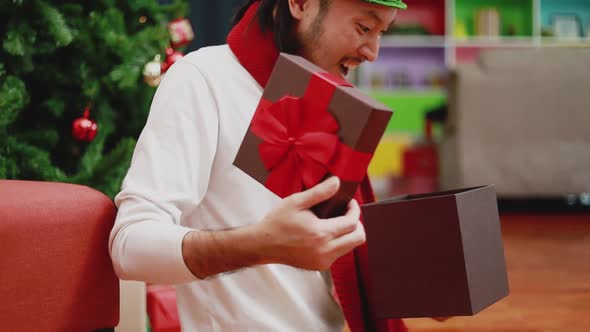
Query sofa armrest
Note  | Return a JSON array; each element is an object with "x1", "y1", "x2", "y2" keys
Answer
[{"x1": 0, "y1": 180, "x2": 119, "y2": 331}]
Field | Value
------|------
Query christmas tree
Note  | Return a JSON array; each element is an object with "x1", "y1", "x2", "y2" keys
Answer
[{"x1": 0, "y1": 0, "x2": 190, "y2": 198}]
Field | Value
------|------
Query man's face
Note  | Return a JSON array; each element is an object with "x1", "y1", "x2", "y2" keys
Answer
[{"x1": 292, "y1": 0, "x2": 398, "y2": 79}]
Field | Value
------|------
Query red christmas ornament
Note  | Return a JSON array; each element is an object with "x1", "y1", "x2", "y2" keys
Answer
[
  {"x1": 167, "y1": 18, "x2": 194, "y2": 48},
  {"x1": 72, "y1": 106, "x2": 98, "y2": 142},
  {"x1": 161, "y1": 47, "x2": 184, "y2": 73}
]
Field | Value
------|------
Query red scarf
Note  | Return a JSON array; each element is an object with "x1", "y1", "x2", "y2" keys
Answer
[{"x1": 227, "y1": 3, "x2": 406, "y2": 332}]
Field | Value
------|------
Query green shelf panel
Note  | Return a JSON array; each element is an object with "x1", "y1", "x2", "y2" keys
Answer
[
  {"x1": 367, "y1": 89, "x2": 447, "y2": 135},
  {"x1": 455, "y1": 0, "x2": 534, "y2": 37}
]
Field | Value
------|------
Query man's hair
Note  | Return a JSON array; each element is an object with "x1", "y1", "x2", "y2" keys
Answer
[{"x1": 232, "y1": 0, "x2": 331, "y2": 54}]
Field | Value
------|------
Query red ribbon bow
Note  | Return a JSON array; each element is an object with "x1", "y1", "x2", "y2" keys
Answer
[{"x1": 250, "y1": 72, "x2": 373, "y2": 198}]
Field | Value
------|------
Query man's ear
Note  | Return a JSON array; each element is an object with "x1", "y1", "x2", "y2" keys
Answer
[{"x1": 287, "y1": 0, "x2": 307, "y2": 20}]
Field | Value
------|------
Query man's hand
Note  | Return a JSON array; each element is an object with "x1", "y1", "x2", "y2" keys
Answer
[
  {"x1": 182, "y1": 176, "x2": 365, "y2": 279},
  {"x1": 254, "y1": 176, "x2": 366, "y2": 271}
]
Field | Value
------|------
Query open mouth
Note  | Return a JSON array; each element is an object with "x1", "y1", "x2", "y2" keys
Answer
[
  {"x1": 339, "y1": 64, "x2": 349, "y2": 77},
  {"x1": 339, "y1": 58, "x2": 364, "y2": 78}
]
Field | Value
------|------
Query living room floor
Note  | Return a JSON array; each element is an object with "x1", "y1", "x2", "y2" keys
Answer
[{"x1": 404, "y1": 212, "x2": 590, "y2": 332}]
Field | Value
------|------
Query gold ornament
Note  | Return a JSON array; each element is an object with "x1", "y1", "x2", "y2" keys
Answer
[{"x1": 143, "y1": 54, "x2": 162, "y2": 87}]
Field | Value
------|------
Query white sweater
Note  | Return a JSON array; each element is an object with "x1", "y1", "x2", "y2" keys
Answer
[{"x1": 109, "y1": 45, "x2": 345, "y2": 331}]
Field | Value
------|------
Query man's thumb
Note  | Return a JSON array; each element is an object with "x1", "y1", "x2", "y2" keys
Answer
[{"x1": 291, "y1": 176, "x2": 340, "y2": 209}]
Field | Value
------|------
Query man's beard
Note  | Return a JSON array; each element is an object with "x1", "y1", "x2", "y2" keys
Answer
[
  {"x1": 294, "y1": 2, "x2": 364, "y2": 77},
  {"x1": 297, "y1": 8, "x2": 325, "y2": 60},
  {"x1": 298, "y1": 19, "x2": 363, "y2": 77}
]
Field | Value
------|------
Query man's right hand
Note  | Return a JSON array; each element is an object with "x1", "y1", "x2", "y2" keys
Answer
[
  {"x1": 254, "y1": 176, "x2": 366, "y2": 271},
  {"x1": 182, "y1": 176, "x2": 366, "y2": 279}
]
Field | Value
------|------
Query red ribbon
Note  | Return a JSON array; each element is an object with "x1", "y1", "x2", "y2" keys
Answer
[{"x1": 250, "y1": 72, "x2": 374, "y2": 198}]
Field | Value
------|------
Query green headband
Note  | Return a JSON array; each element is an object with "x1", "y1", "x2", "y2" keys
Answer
[{"x1": 362, "y1": 0, "x2": 407, "y2": 9}]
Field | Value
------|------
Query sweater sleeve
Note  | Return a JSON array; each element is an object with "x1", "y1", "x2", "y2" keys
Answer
[{"x1": 109, "y1": 59, "x2": 219, "y2": 284}]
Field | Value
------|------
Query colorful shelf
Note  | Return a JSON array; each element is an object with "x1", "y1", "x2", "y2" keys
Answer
[
  {"x1": 359, "y1": 0, "x2": 590, "y2": 75},
  {"x1": 356, "y1": 0, "x2": 590, "y2": 129},
  {"x1": 361, "y1": 0, "x2": 589, "y2": 182}
]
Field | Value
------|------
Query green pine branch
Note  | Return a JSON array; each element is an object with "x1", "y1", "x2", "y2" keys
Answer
[
  {"x1": 0, "y1": 76, "x2": 29, "y2": 129},
  {"x1": 88, "y1": 137, "x2": 137, "y2": 199},
  {"x1": 3, "y1": 23, "x2": 36, "y2": 56},
  {"x1": 38, "y1": 1, "x2": 74, "y2": 47},
  {"x1": 3, "y1": 136, "x2": 66, "y2": 181}
]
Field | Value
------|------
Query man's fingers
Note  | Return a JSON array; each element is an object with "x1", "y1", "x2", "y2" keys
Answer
[
  {"x1": 320, "y1": 199, "x2": 361, "y2": 238},
  {"x1": 321, "y1": 215, "x2": 357, "y2": 239},
  {"x1": 345, "y1": 198, "x2": 361, "y2": 220},
  {"x1": 325, "y1": 198, "x2": 360, "y2": 222},
  {"x1": 324, "y1": 221, "x2": 366, "y2": 258},
  {"x1": 289, "y1": 176, "x2": 340, "y2": 209}
]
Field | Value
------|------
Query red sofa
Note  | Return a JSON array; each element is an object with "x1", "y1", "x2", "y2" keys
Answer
[{"x1": 0, "y1": 180, "x2": 119, "y2": 331}]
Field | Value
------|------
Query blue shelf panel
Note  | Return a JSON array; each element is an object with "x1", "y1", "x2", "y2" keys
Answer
[{"x1": 541, "y1": 0, "x2": 590, "y2": 37}]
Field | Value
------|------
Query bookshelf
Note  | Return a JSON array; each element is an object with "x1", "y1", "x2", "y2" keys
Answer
[
  {"x1": 358, "y1": 0, "x2": 590, "y2": 136},
  {"x1": 362, "y1": 0, "x2": 589, "y2": 192}
]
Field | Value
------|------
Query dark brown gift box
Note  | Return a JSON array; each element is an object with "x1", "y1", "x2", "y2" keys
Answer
[
  {"x1": 234, "y1": 53, "x2": 393, "y2": 218},
  {"x1": 361, "y1": 185, "x2": 509, "y2": 318}
]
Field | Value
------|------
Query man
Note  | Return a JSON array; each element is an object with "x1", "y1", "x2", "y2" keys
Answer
[{"x1": 109, "y1": 0, "x2": 406, "y2": 331}]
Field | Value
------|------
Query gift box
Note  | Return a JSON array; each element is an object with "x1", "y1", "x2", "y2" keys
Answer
[
  {"x1": 361, "y1": 185, "x2": 509, "y2": 318},
  {"x1": 234, "y1": 53, "x2": 393, "y2": 218}
]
